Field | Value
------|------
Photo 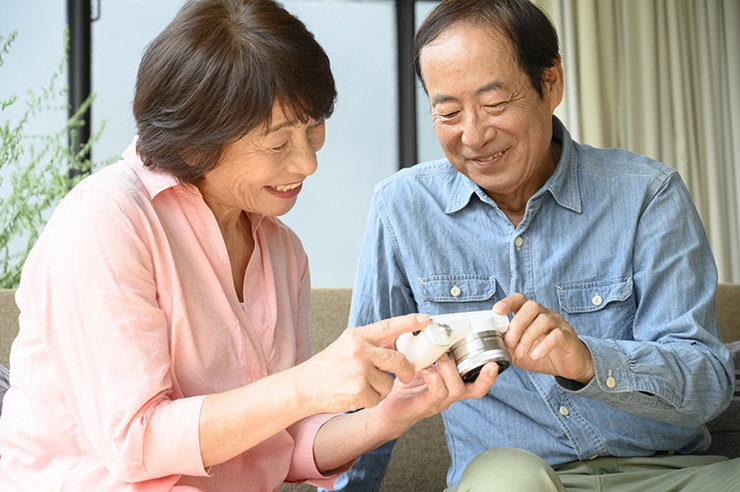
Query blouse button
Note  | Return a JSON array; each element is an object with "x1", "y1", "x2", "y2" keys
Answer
[
  {"x1": 592, "y1": 293, "x2": 603, "y2": 306},
  {"x1": 450, "y1": 285, "x2": 461, "y2": 297}
]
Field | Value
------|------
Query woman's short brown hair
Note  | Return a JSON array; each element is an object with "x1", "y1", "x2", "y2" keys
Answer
[{"x1": 133, "y1": 0, "x2": 337, "y2": 184}]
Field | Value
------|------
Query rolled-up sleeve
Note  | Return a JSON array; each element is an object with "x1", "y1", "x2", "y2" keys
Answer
[{"x1": 284, "y1": 414, "x2": 352, "y2": 489}]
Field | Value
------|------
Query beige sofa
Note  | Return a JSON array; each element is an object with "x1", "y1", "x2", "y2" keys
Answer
[{"x1": 1, "y1": 285, "x2": 739, "y2": 491}]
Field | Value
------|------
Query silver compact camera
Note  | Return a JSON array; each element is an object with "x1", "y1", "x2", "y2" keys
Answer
[{"x1": 396, "y1": 310, "x2": 511, "y2": 381}]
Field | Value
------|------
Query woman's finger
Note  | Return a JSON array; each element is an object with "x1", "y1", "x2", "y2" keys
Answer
[{"x1": 357, "y1": 313, "x2": 430, "y2": 347}]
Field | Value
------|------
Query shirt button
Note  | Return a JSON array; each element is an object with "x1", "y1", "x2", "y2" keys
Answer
[
  {"x1": 514, "y1": 236, "x2": 523, "y2": 249},
  {"x1": 450, "y1": 285, "x2": 461, "y2": 297},
  {"x1": 606, "y1": 376, "x2": 616, "y2": 388},
  {"x1": 592, "y1": 293, "x2": 603, "y2": 306},
  {"x1": 559, "y1": 406, "x2": 570, "y2": 417}
]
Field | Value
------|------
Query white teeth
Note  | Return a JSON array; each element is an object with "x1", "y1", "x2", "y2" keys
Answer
[{"x1": 274, "y1": 183, "x2": 301, "y2": 192}]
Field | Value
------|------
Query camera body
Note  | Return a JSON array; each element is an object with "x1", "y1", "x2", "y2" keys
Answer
[{"x1": 396, "y1": 310, "x2": 512, "y2": 381}]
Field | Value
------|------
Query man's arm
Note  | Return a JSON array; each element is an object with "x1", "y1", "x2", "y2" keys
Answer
[{"x1": 497, "y1": 173, "x2": 734, "y2": 427}]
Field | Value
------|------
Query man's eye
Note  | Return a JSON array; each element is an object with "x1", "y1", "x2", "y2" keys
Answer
[{"x1": 272, "y1": 142, "x2": 288, "y2": 151}]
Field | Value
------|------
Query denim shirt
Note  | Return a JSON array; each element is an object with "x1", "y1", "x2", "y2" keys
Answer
[{"x1": 345, "y1": 118, "x2": 734, "y2": 487}]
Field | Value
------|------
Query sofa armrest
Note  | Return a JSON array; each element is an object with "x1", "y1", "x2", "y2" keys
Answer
[{"x1": 717, "y1": 283, "x2": 740, "y2": 343}]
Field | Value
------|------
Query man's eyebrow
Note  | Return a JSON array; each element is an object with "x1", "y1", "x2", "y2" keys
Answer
[
  {"x1": 431, "y1": 94, "x2": 456, "y2": 106},
  {"x1": 431, "y1": 81, "x2": 503, "y2": 106},
  {"x1": 476, "y1": 81, "x2": 503, "y2": 95}
]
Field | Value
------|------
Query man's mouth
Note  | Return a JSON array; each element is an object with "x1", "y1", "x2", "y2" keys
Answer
[{"x1": 474, "y1": 150, "x2": 505, "y2": 162}]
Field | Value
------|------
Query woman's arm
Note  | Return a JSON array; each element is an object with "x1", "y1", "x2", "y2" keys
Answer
[
  {"x1": 311, "y1": 353, "x2": 499, "y2": 474},
  {"x1": 197, "y1": 314, "x2": 429, "y2": 468}
]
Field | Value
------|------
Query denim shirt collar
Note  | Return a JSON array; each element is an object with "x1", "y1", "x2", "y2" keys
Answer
[{"x1": 445, "y1": 116, "x2": 582, "y2": 215}]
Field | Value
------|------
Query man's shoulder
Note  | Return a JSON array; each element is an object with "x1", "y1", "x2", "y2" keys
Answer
[
  {"x1": 374, "y1": 158, "x2": 457, "y2": 197},
  {"x1": 574, "y1": 143, "x2": 677, "y2": 182}
]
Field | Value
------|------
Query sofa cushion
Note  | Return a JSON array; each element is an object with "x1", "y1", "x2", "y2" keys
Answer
[{"x1": 703, "y1": 341, "x2": 740, "y2": 458}]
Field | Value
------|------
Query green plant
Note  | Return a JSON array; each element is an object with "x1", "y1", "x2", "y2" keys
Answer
[{"x1": 0, "y1": 28, "x2": 108, "y2": 288}]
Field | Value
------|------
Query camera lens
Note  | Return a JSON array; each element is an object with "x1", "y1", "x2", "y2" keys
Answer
[{"x1": 450, "y1": 330, "x2": 511, "y2": 382}]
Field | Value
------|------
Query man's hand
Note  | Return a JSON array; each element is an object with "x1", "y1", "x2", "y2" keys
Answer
[{"x1": 494, "y1": 293, "x2": 595, "y2": 384}]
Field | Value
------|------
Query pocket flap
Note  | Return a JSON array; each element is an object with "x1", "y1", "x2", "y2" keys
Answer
[
  {"x1": 556, "y1": 277, "x2": 633, "y2": 314},
  {"x1": 418, "y1": 275, "x2": 496, "y2": 303}
]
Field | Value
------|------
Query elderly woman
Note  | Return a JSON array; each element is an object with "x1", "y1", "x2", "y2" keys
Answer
[{"x1": 0, "y1": 0, "x2": 498, "y2": 491}]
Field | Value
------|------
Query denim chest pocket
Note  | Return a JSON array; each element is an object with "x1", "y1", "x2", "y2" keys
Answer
[
  {"x1": 556, "y1": 277, "x2": 635, "y2": 338},
  {"x1": 418, "y1": 275, "x2": 498, "y2": 315}
]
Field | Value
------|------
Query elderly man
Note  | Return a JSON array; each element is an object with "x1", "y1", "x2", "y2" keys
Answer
[{"x1": 325, "y1": 0, "x2": 739, "y2": 491}]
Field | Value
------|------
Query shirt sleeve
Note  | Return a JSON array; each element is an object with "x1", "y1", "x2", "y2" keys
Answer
[
  {"x1": 348, "y1": 192, "x2": 418, "y2": 328},
  {"x1": 557, "y1": 172, "x2": 735, "y2": 427},
  {"x1": 18, "y1": 184, "x2": 210, "y2": 482},
  {"x1": 283, "y1": 413, "x2": 353, "y2": 488}
]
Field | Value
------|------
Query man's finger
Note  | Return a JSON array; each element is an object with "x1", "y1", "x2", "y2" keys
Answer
[{"x1": 492, "y1": 293, "x2": 528, "y2": 316}]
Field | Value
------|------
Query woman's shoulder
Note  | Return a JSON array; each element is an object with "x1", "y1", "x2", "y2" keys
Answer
[{"x1": 66, "y1": 160, "x2": 147, "y2": 206}]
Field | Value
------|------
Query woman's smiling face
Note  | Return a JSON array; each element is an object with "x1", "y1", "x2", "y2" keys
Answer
[
  {"x1": 420, "y1": 22, "x2": 563, "y2": 203},
  {"x1": 197, "y1": 102, "x2": 326, "y2": 221}
]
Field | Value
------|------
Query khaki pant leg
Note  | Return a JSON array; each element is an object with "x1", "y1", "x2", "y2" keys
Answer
[
  {"x1": 557, "y1": 454, "x2": 740, "y2": 492},
  {"x1": 444, "y1": 447, "x2": 567, "y2": 492}
]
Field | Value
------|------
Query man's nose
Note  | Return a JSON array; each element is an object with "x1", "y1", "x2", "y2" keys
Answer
[{"x1": 460, "y1": 109, "x2": 494, "y2": 149}]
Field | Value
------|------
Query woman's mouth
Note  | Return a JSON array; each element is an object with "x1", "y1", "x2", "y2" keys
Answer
[
  {"x1": 267, "y1": 181, "x2": 303, "y2": 198},
  {"x1": 273, "y1": 183, "x2": 301, "y2": 192}
]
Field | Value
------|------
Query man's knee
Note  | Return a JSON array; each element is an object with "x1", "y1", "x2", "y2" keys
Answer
[{"x1": 455, "y1": 447, "x2": 566, "y2": 492}]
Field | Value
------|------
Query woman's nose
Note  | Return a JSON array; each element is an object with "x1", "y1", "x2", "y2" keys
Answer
[{"x1": 290, "y1": 139, "x2": 318, "y2": 177}]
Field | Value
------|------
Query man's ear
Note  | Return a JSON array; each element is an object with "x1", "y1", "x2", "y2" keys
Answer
[{"x1": 543, "y1": 57, "x2": 564, "y2": 111}]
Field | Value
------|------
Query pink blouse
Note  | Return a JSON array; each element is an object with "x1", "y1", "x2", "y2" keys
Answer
[{"x1": 0, "y1": 139, "x2": 338, "y2": 491}]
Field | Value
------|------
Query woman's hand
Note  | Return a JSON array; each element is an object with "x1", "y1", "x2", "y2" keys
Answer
[
  {"x1": 376, "y1": 352, "x2": 499, "y2": 433},
  {"x1": 291, "y1": 313, "x2": 430, "y2": 416},
  {"x1": 312, "y1": 332, "x2": 499, "y2": 474}
]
